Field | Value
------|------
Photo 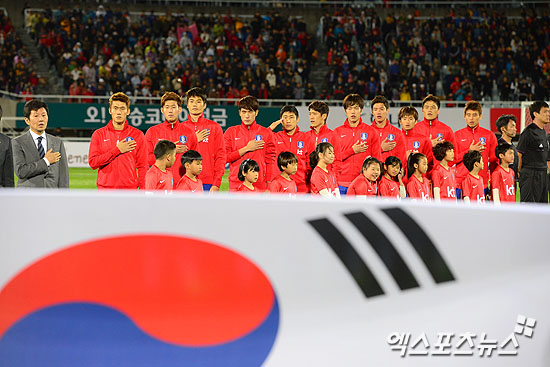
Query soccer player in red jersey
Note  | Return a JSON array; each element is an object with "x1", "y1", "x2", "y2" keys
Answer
[
  {"x1": 89, "y1": 92, "x2": 148, "y2": 189},
  {"x1": 406, "y1": 153, "x2": 431, "y2": 202},
  {"x1": 347, "y1": 157, "x2": 381, "y2": 198},
  {"x1": 491, "y1": 142, "x2": 516, "y2": 204},
  {"x1": 462, "y1": 150, "x2": 486, "y2": 204},
  {"x1": 454, "y1": 101, "x2": 498, "y2": 199},
  {"x1": 305, "y1": 101, "x2": 342, "y2": 179},
  {"x1": 432, "y1": 141, "x2": 457, "y2": 202},
  {"x1": 334, "y1": 94, "x2": 381, "y2": 195},
  {"x1": 379, "y1": 156, "x2": 406, "y2": 199},
  {"x1": 175, "y1": 150, "x2": 204, "y2": 192},
  {"x1": 370, "y1": 95, "x2": 406, "y2": 166},
  {"x1": 182, "y1": 87, "x2": 226, "y2": 192},
  {"x1": 268, "y1": 105, "x2": 313, "y2": 193},
  {"x1": 415, "y1": 94, "x2": 456, "y2": 150},
  {"x1": 269, "y1": 152, "x2": 298, "y2": 195},
  {"x1": 399, "y1": 106, "x2": 434, "y2": 179},
  {"x1": 145, "y1": 140, "x2": 176, "y2": 192},
  {"x1": 236, "y1": 158, "x2": 260, "y2": 193},
  {"x1": 145, "y1": 92, "x2": 198, "y2": 183},
  {"x1": 224, "y1": 96, "x2": 276, "y2": 191},
  {"x1": 309, "y1": 142, "x2": 340, "y2": 198}
]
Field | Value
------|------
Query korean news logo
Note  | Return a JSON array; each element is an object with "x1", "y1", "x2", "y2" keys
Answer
[{"x1": 388, "y1": 315, "x2": 536, "y2": 357}]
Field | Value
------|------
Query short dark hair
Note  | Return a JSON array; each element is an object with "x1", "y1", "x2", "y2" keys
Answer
[
  {"x1": 361, "y1": 156, "x2": 381, "y2": 175},
  {"x1": 495, "y1": 142, "x2": 513, "y2": 163},
  {"x1": 384, "y1": 155, "x2": 402, "y2": 169},
  {"x1": 186, "y1": 87, "x2": 207, "y2": 105},
  {"x1": 309, "y1": 142, "x2": 334, "y2": 169},
  {"x1": 343, "y1": 94, "x2": 364, "y2": 110},
  {"x1": 371, "y1": 95, "x2": 389, "y2": 110},
  {"x1": 238, "y1": 158, "x2": 260, "y2": 181},
  {"x1": 161, "y1": 91, "x2": 183, "y2": 107},
  {"x1": 398, "y1": 106, "x2": 418, "y2": 121},
  {"x1": 433, "y1": 141, "x2": 455, "y2": 161},
  {"x1": 277, "y1": 151, "x2": 298, "y2": 171},
  {"x1": 109, "y1": 92, "x2": 130, "y2": 108},
  {"x1": 280, "y1": 105, "x2": 299, "y2": 119},
  {"x1": 181, "y1": 149, "x2": 203, "y2": 166},
  {"x1": 496, "y1": 114, "x2": 516, "y2": 134},
  {"x1": 422, "y1": 94, "x2": 440, "y2": 109},
  {"x1": 464, "y1": 101, "x2": 482, "y2": 116},
  {"x1": 154, "y1": 140, "x2": 176, "y2": 160},
  {"x1": 308, "y1": 100, "x2": 329, "y2": 118},
  {"x1": 463, "y1": 150, "x2": 482, "y2": 171},
  {"x1": 407, "y1": 152, "x2": 427, "y2": 179},
  {"x1": 238, "y1": 95, "x2": 259, "y2": 112},
  {"x1": 529, "y1": 101, "x2": 549, "y2": 121},
  {"x1": 24, "y1": 99, "x2": 49, "y2": 119}
]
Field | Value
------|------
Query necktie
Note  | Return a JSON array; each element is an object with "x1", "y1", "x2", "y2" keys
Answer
[{"x1": 37, "y1": 136, "x2": 45, "y2": 158}]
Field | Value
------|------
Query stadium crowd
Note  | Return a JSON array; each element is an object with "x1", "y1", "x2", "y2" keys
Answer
[{"x1": 321, "y1": 7, "x2": 550, "y2": 101}]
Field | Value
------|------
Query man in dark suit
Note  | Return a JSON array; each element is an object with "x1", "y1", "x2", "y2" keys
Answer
[
  {"x1": 0, "y1": 104, "x2": 14, "y2": 187},
  {"x1": 12, "y1": 99, "x2": 69, "y2": 188}
]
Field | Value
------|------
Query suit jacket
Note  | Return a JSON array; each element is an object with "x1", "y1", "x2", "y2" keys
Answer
[
  {"x1": 12, "y1": 131, "x2": 69, "y2": 188},
  {"x1": 0, "y1": 132, "x2": 14, "y2": 187}
]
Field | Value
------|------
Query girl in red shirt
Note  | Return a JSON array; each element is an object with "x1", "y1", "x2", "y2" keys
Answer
[
  {"x1": 379, "y1": 156, "x2": 406, "y2": 199},
  {"x1": 347, "y1": 157, "x2": 381, "y2": 198},
  {"x1": 309, "y1": 142, "x2": 340, "y2": 198},
  {"x1": 237, "y1": 159, "x2": 260, "y2": 193},
  {"x1": 406, "y1": 153, "x2": 432, "y2": 202}
]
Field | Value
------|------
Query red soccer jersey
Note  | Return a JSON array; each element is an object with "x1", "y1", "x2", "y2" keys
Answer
[
  {"x1": 491, "y1": 165, "x2": 516, "y2": 202},
  {"x1": 402, "y1": 129, "x2": 435, "y2": 173},
  {"x1": 371, "y1": 120, "x2": 406, "y2": 166},
  {"x1": 145, "y1": 165, "x2": 173, "y2": 191},
  {"x1": 305, "y1": 124, "x2": 343, "y2": 179},
  {"x1": 334, "y1": 118, "x2": 381, "y2": 187},
  {"x1": 89, "y1": 120, "x2": 148, "y2": 189},
  {"x1": 272, "y1": 127, "x2": 313, "y2": 192},
  {"x1": 347, "y1": 174, "x2": 378, "y2": 197},
  {"x1": 454, "y1": 125, "x2": 498, "y2": 189},
  {"x1": 414, "y1": 118, "x2": 456, "y2": 149},
  {"x1": 406, "y1": 175, "x2": 432, "y2": 202},
  {"x1": 224, "y1": 121, "x2": 276, "y2": 191},
  {"x1": 175, "y1": 174, "x2": 204, "y2": 192},
  {"x1": 432, "y1": 163, "x2": 457, "y2": 201},
  {"x1": 145, "y1": 120, "x2": 198, "y2": 183},
  {"x1": 310, "y1": 165, "x2": 339, "y2": 197},
  {"x1": 379, "y1": 175, "x2": 401, "y2": 199},
  {"x1": 269, "y1": 174, "x2": 298, "y2": 195},
  {"x1": 462, "y1": 173, "x2": 486, "y2": 204},
  {"x1": 182, "y1": 115, "x2": 226, "y2": 187},
  {"x1": 236, "y1": 183, "x2": 257, "y2": 193}
]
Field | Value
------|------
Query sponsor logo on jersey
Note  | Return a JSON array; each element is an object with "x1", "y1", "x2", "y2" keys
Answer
[
  {"x1": 437, "y1": 133, "x2": 443, "y2": 139},
  {"x1": 413, "y1": 141, "x2": 420, "y2": 149},
  {"x1": 361, "y1": 133, "x2": 369, "y2": 141},
  {"x1": 125, "y1": 137, "x2": 134, "y2": 142},
  {"x1": 479, "y1": 137, "x2": 486, "y2": 144},
  {"x1": 297, "y1": 141, "x2": 305, "y2": 149},
  {"x1": 321, "y1": 138, "x2": 329, "y2": 143},
  {"x1": 179, "y1": 135, "x2": 187, "y2": 144},
  {"x1": 255, "y1": 135, "x2": 263, "y2": 141},
  {"x1": 388, "y1": 134, "x2": 395, "y2": 142}
]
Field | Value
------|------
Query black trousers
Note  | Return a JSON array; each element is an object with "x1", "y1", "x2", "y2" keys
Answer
[{"x1": 520, "y1": 168, "x2": 549, "y2": 203}]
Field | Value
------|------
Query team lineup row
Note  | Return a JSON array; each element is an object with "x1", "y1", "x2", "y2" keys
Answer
[{"x1": 8, "y1": 89, "x2": 550, "y2": 203}]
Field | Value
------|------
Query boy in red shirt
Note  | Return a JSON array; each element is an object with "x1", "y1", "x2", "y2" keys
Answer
[
  {"x1": 269, "y1": 151, "x2": 298, "y2": 195},
  {"x1": 175, "y1": 150, "x2": 204, "y2": 192},
  {"x1": 415, "y1": 94, "x2": 456, "y2": 150},
  {"x1": 491, "y1": 142, "x2": 516, "y2": 204},
  {"x1": 145, "y1": 92, "x2": 198, "y2": 183},
  {"x1": 182, "y1": 87, "x2": 226, "y2": 192},
  {"x1": 334, "y1": 94, "x2": 381, "y2": 195},
  {"x1": 462, "y1": 150, "x2": 485, "y2": 204},
  {"x1": 399, "y1": 106, "x2": 434, "y2": 178},
  {"x1": 145, "y1": 140, "x2": 176, "y2": 192},
  {"x1": 224, "y1": 95, "x2": 276, "y2": 191},
  {"x1": 89, "y1": 92, "x2": 148, "y2": 189},
  {"x1": 432, "y1": 141, "x2": 457, "y2": 202},
  {"x1": 370, "y1": 95, "x2": 406, "y2": 166}
]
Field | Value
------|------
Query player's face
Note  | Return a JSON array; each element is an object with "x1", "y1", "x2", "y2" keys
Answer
[
  {"x1": 363, "y1": 163, "x2": 381, "y2": 182},
  {"x1": 239, "y1": 108, "x2": 258, "y2": 126},
  {"x1": 417, "y1": 157, "x2": 428, "y2": 175},
  {"x1": 25, "y1": 107, "x2": 48, "y2": 134},
  {"x1": 162, "y1": 100, "x2": 183, "y2": 123},
  {"x1": 284, "y1": 162, "x2": 298, "y2": 176},
  {"x1": 502, "y1": 119, "x2": 517, "y2": 138},
  {"x1": 309, "y1": 109, "x2": 326, "y2": 129},
  {"x1": 504, "y1": 149, "x2": 514, "y2": 164},
  {"x1": 244, "y1": 169, "x2": 259, "y2": 183},
  {"x1": 345, "y1": 104, "x2": 362, "y2": 124},
  {"x1": 422, "y1": 101, "x2": 440, "y2": 121},
  {"x1": 186, "y1": 96, "x2": 206, "y2": 116},
  {"x1": 371, "y1": 103, "x2": 388, "y2": 125},
  {"x1": 386, "y1": 163, "x2": 401, "y2": 178},
  {"x1": 281, "y1": 111, "x2": 298, "y2": 132},
  {"x1": 445, "y1": 149, "x2": 455, "y2": 162},
  {"x1": 189, "y1": 159, "x2": 203, "y2": 176},
  {"x1": 321, "y1": 147, "x2": 335, "y2": 165},
  {"x1": 465, "y1": 109, "x2": 481, "y2": 128},
  {"x1": 400, "y1": 115, "x2": 416, "y2": 131},
  {"x1": 109, "y1": 101, "x2": 129, "y2": 124},
  {"x1": 166, "y1": 151, "x2": 177, "y2": 169}
]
